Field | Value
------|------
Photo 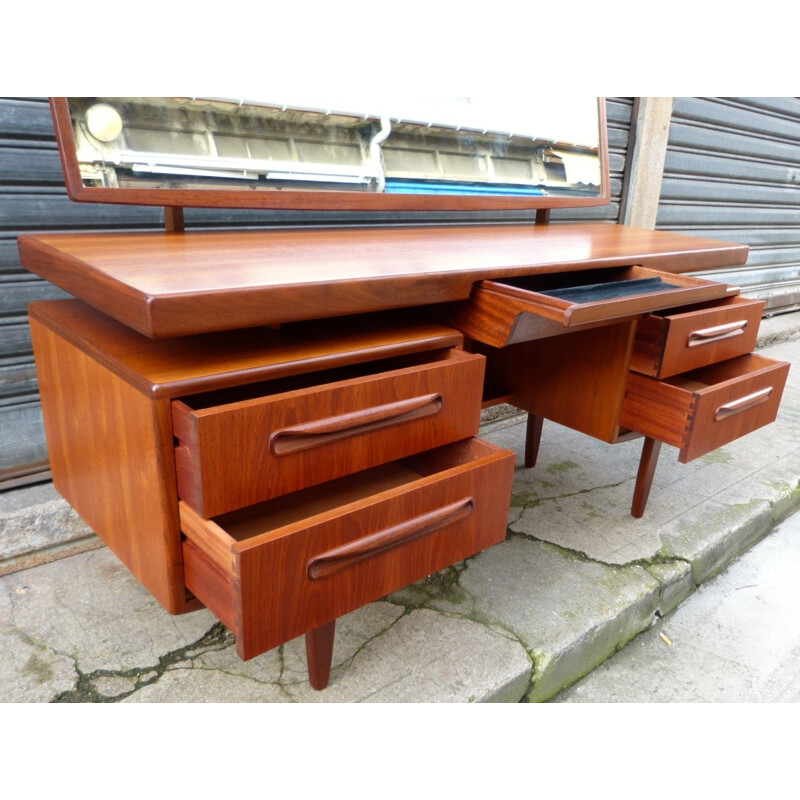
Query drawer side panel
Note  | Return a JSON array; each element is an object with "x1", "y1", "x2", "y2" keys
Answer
[{"x1": 620, "y1": 372, "x2": 694, "y2": 449}]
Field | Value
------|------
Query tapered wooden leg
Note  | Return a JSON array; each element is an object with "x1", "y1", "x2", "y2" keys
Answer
[
  {"x1": 305, "y1": 620, "x2": 336, "y2": 690},
  {"x1": 524, "y1": 414, "x2": 544, "y2": 469},
  {"x1": 631, "y1": 437, "x2": 662, "y2": 518}
]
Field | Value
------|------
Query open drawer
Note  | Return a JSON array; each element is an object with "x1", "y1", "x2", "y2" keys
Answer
[
  {"x1": 621, "y1": 353, "x2": 789, "y2": 462},
  {"x1": 631, "y1": 295, "x2": 765, "y2": 378},
  {"x1": 180, "y1": 437, "x2": 515, "y2": 660},
  {"x1": 173, "y1": 348, "x2": 485, "y2": 518},
  {"x1": 451, "y1": 266, "x2": 736, "y2": 346}
]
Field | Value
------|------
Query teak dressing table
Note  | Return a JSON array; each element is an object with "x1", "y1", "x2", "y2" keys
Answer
[{"x1": 20, "y1": 98, "x2": 789, "y2": 689}]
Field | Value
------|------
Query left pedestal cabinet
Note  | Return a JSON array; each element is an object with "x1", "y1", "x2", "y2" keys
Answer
[{"x1": 29, "y1": 300, "x2": 515, "y2": 688}]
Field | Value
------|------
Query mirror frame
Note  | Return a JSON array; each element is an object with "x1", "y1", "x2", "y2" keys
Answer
[{"x1": 50, "y1": 97, "x2": 610, "y2": 213}]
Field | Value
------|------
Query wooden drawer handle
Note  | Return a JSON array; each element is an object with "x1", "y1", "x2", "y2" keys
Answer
[
  {"x1": 270, "y1": 393, "x2": 443, "y2": 456},
  {"x1": 307, "y1": 497, "x2": 474, "y2": 580},
  {"x1": 715, "y1": 387, "x2": 773, "y2": 421},
  {"x1": 687, "y1": 320, "x2": 748, "y2": 347}
]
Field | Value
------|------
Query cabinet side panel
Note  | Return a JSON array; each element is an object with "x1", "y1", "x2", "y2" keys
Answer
[{"x1": 30, "y1": 316, "x2": 187, "y2": 613}]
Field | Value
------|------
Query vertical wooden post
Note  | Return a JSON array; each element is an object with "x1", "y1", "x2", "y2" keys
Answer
[{"x1": 164, "y1": 206, "x2": 185, "y2": 233}]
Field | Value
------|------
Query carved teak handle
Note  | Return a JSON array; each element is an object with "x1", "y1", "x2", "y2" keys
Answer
[
  {"x1": 307, "y1": 497, "x2": 474, "y2": 580},
  {"x1": 270, "y1": 393, "x2": 443, "y2": 455},
  {"x1": 687, "y1": 320, "x2": 748, "y2": 347},
  {"x1": 715, "y1": 387, "x2": 773, "y2": 421}
]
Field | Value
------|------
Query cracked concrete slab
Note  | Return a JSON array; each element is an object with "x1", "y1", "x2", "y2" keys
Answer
[
  {"x1": 402, "y1": 536, "x2": 663, "y2": 701},
  {"x1": 1, "y1": 321, "x2": 798, "y2": 702},
  {"x1": 554, "y1": 511, "x2": 800, "y2": 702}
]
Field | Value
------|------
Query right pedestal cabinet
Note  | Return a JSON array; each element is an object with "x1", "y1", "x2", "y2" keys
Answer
[{"x1": 449, "y1": 268, "x2": 790, "y2": 517}]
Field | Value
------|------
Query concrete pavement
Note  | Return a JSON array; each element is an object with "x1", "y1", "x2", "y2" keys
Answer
[
  {"x1": 2, "y1": 312, "x2": 799, "y2": 702},
  {"x1": 553, "y1": 508, "x2": 800, "y2": 702}
]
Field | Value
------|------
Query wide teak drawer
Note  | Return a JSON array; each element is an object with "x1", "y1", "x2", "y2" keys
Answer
[
  {"x1": 180, "y1": 438, "x2": 516, "y2": 660},
  {"x1": 450, "y1": 266, "x2": 736, "y2": 346},
  {"x1": 621, "y1": 353, "x2": 789, "y2": 462},
  {"x1": 173, "y1": 348, "x2": 485, "y2": 517},
  {"x1": 631, "y1": 295, "x2": 764, "y2": 378}
]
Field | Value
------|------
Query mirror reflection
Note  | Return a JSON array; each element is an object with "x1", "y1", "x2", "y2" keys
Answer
[{"x1": 65, "y1": 96, "x2": 603, "y2": 199}]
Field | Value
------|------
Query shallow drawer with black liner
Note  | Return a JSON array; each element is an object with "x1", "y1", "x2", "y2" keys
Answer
[
  {"x1": 631, "y1": 295, "x2": 765, "y2": 379},
  {"x1": 180, "y1": 438, "x2": 515, "y2": 673},
  {"x1": 621, "y1": 353, "x2": 789, "y2": 464},
  {"x1": 445, "y1": 266, "x2": 737, "y2": 347},
  {"x1": 173, "y1": 347, "x2": 485, "y2": 518}
]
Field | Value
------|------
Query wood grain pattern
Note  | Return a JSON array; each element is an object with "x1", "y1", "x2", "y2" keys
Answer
[
  {"x1": 631, "y1": 296, "x2": 765, "y2": 378},
  {"x1": 18, "y1": 223, "x2": 749, "y2": 337},
  {"x1": 173, "y1": 348, "x2": 485, "y2": 517},
  {"x1": 28, "y1": 300, "x2": 463, "y2": 400},
  {"x1": 477, "y1": 321, "x2": 638, "y2": 442},
  {"x1": 180, "y1": 438, "x2": 515, "y2": 660},
  {"x1": 620, "y1": 373, "x2": 694, "y2": 450},
  {"x1": 29, "y1": 315, "x2": 187, "y2": 613}
]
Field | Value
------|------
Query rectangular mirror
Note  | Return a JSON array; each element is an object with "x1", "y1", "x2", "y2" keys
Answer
[{"x1": 51, "y1": 97, "x2": 610, "y2": 212}]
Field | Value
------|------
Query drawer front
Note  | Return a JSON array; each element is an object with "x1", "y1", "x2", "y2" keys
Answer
[
  {"x1": 631, "y1": 296, "x2": 764, "y2": 378},
  {"x1": 180, "y1": 438, "x2": 516, "y2": 660},
  {"x1": 622, "y1": 354, "x2": 789, "y2": 462},
  {"x1": 684, "y1": 356, "x2": 789, "y2": 462},
  {"x1": 173, "y1": 349, "x2": 485, "y2": 518}
]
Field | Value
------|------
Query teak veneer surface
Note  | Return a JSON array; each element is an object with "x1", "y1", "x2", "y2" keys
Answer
[
  {"x1": 29, "y1": 316, "x2": 187, "y2": 612},
  {"x1": 19, "y1": 223, "x2": 749, "y2": 337},
  {"x1": 28, "y1": 300, "x2": 463, "y2": 399}
]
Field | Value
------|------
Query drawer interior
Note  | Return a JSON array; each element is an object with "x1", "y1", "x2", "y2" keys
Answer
[
  {"x1": 204, "y1": 438, "x2": 497, "y2": 545},
  {"x1": 455, "y1": 265, "x2": 735, "y2": 346},
  {"x1": 494, "y1": 269, "x2": 682, "y2": 303},
  {"x1": 177, "y1": 347, "x2": 456, "y2": 412},
  {"x1": 660, "y1": 353, "x2": 775, "y2": 393}
]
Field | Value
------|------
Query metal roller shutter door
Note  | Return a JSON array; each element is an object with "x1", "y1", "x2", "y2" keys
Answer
[
  {"x1": 0, "y1": 97, "x2": 633, "y2": 490},
  {"x1": 658, "y1": 97, "x2": 800, "y2": 314}
]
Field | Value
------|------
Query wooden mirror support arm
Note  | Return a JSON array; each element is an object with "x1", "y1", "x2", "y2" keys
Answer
[{"x1": 164, "y1": 207, "x2": 185, "y2": 233}]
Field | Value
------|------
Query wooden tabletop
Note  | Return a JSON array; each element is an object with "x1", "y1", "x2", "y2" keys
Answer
[{"x1": 18, "y1": 223, "x2": 749, "y2": 338}]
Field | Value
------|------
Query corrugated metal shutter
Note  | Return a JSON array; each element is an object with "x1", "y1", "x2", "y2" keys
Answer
[
  {"x1": 0, "y1": 97, "x2": 632, "y2": 490},
  {"x1": 658, "y1": 97, "x2": 800, "y2": 314}
]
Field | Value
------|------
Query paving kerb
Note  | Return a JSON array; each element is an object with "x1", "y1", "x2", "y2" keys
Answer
[{"x1": 1, "y1": 311, "x2": 798, "y2": 702}]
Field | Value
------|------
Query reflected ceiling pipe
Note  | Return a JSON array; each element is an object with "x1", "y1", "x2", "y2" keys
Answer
[{"x1": 369, "y1": 117, "x2": 392, "y2": 191}]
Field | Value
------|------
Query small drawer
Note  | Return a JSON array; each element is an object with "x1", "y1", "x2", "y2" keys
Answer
[
  {"x1": 180, "y1": 437, "x2": 515, "y2": 660},
  {"x1": 173, "y1": 348, "x2": 485, "y2": 518},
  {"x1": 631, "y1": 295, "x2": 765, "y2": 378},
  {"x1": 621, "y1": 353, "x2": 789, "y2": 462},
  {"x1": 453, "y1": 266, "x2": 735, "y2": 346}
]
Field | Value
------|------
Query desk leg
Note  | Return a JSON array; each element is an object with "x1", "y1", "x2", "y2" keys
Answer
[
  {"x1": 631, "y1": 437, "x2": 662, "y2": 518},
  {"x1": 306, "y1": 620, "x2": 336, "y2": 690},
  {"x1": 525, "y1": 414, "x2": 544, "y2": 469}
]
